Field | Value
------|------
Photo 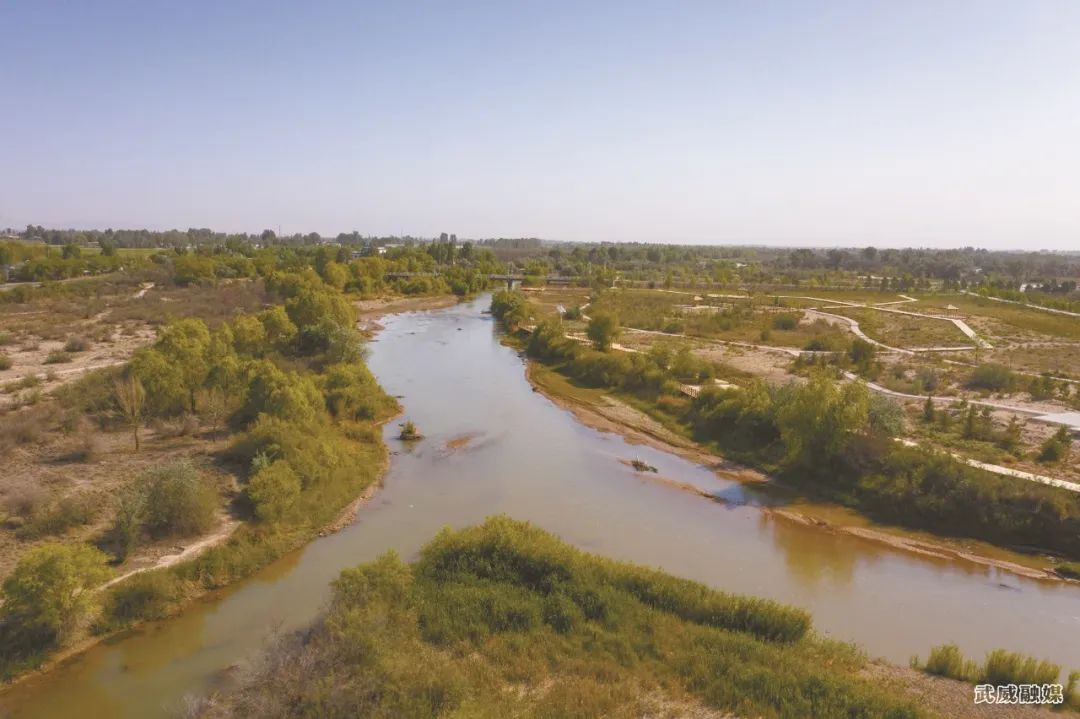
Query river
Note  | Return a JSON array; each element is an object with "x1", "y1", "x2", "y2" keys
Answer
[{"x1": 2, "y1": 294, "x2": 1079, "y2": 718}]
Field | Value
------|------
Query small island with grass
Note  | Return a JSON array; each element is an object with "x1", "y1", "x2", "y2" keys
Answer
[{"x1": 398, "y1": 420, "x2": 423, "y2": 441}]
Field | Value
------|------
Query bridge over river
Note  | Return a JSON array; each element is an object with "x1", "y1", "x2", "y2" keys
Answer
[{"x1": 385, "y1": 271, "x2": 585, "y2": 289}]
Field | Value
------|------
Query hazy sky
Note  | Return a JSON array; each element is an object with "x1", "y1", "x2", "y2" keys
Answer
[{"x1": 2, "y1": 1, "x2": 1078, "y2": 248}]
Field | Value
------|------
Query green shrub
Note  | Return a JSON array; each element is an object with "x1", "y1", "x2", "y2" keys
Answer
[
  {"x1": 1056, "y1": 562, "x2": 1080, "y2": 580},
  {"x1": 99, "y1": 571, "x2": 182, "y2": 628},
  {"x1": 247, "y1": 460, "x2": 301, "y2": 522},
  {"x1": 63, "y1": 336, "x2": 91, "y2": 353},
  {"x1": 920, "y1": 643, "x2": 976, "y2": 681},
  {"x1": 490, "y1": 290, "x2": 532, "y2": 329},
  {"x1": 772, "y1": 313, "x2": 800, "y2": 330},
  {"x1": 1037, "y1": 426, "x2": 1073, "y2": 465},
  {"x1": 44, "y1": 350, "x2": 73, "y2": 364},
  {"x1": 321, "y1": 363, "x2": 397, "y2": 421},
  {"x1": 0, "y1": 353, "x2": 11, "y2": 371},
  {"x1": 916, "y1": 644, "x2": 1065, "y2": 691},
  {"x1": 966, "y1": 363, "x2": 1015, "y2": 392},
  {"x1": 141, "y1": 462, "x2": 217, "y2": 538},
  {"x1": 1, "y1": 543, "x2": 111, "y2": 644},
  {"x1": 15, "y1": 494, "x2": 97, "y2": 539},
  {"x1": 979, "y1": 648, "x2": 1060, "y2": 686}
]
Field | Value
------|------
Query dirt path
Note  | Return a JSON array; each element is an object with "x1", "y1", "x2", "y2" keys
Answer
[
  {"x1": 778, "y1": 294, "x2": 993, "y2": 350},
  {"x1": 962, "y1": 290, "x2": 1080, "y2": 319},
  {"x1": 895, "y1": 437, "x2": 1080, "y2": 495},
  {"x1": 102, "y1": 518, "x2": 239, "y2": 589}
]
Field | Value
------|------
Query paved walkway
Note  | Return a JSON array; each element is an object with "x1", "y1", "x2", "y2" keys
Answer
[
  {"x1": 896, "y1": 438, "x2": 1080, "y2": 494},
  {"x1": 962, "y1": 290, "x2": 1080, "y2": 318}
]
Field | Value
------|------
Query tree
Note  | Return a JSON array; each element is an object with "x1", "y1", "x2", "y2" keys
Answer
[
  {"x1": 922, "y1": 396, "x2": 936, "y2": 424},
  {"x1": 1037, "y1": 426, "x2": 1073, "y2": 464},
  {"x1": 1, "y1": 543, "x2": 111, "y2": 643},
  {"x1": 114, "y1": 375, "x2": 146, "y2": 451},
  {"x1": 586, "y1": 311, "x2": 621, "y2": 352},
  {"x1": 868, "y1": 394, "x2": 904, "y2": 437},
  {"x1": 848, "y1": 339, "x2": 876, "y2": 373},
  {"x1": 259, "y1": 306, "x2": 298, "y2": 348},
  {"x1": 776, "y1": 375, "x2": 870, "y2": 471},
  {"x1": 247, "y1": 461, "x2": 301, "y2": 522},
  {"x1": 997, "y1": 416, "x2": 1024, "y2": 453},
  {"x1": 321, "y1": 261, "x2": 349, "y2": 291},
  {"x1": 237, "y1": 360, "x2": 323, "y2": 426},
  {"x1": 490, "y1": 290, "x2": 531, "y2": 330},
  {"x1": 141, "y1": 462, "x2": 217, "y2": 538},
  {"x1": 130, "y1": 347, "x2": 187, "y2": 417},
  {"x1": 156, "y1": 319, "x2": 211, "y2": 412}
]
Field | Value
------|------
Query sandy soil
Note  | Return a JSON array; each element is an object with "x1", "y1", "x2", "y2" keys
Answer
[
  {"x1": 693, "y1": 344, "x2": 795, "y2": 384},
  {"x1": 0, "y1": 326, "x2": 157, "y2": 409},
  {"x1": 0, "y1": 427, "x2": 238, "y2": 580},
  {"x1": 356, "y1": 294, "x2": 460, "y2": 319}
]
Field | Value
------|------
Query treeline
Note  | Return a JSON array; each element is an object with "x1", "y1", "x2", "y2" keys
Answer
[
  {"x1": 972, "y1": 283, "x2": 1080, "y2": 314},
  {"x1": 499, "y1": 242, "x2": 1080, "y2": 291},
  {"x1": 2, "y1": 237, "x2": 501, "y2": 299},
  {"x1": 0, "y1": 263, "x2": 398, "y2": 678},
  {"x1": 0, "y1": 241, "x2": 144, "y2": 282},
  {"x1": 193, "y1": 517, "x2": 922, "y2": 719},
  {"x1": 492, "y1": 290, "x2": 716, "y2": 396}
]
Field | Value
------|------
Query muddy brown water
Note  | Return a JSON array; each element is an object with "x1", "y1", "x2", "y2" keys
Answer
[{"x1": 3, "y1": 295, "x2": 1079, "y2": 718}]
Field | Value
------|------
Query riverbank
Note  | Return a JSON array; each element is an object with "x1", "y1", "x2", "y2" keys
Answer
[{"x1": 524, "y1": 358, "x2": 1069, "y2": 584}]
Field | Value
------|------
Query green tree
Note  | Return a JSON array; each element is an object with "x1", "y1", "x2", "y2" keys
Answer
[
  {"x1": 237, "y1": 360, "x2": 323, "y2": 426},
  {"x1": 285, "y1": 286, "x2": 354, "y2": 331},
  {"x1": 1, "y1": 543, "x2": 111, "y2": 643},
  {"x1": 867, "y1": 394, "x2": 903, "y2": 437},
  {"x1": 922, "y1": 396, "x2": 936, "y2": 424},
  {"x1": 205, "y1": 325, "x2": 241, "y2": 398},
  {"x1": 156, "y1": 319, "x2": 211, "y2": 412},
  {"x1": 259, "y1": 306, "x2": 299, "y2": 348},
  {"x1": 586, "y1": 311, "x2": 621, "y2": 352},
  {"x1": 848, "y1": 338, "x2": 876, "y2": 373},
  {"x1": 1037, "y1": 426, "x2": 1073, "y2": 464},
  {"x1": 776, "y1": 375, "x2": 870, "y2": 470},
  {"x1": 247, "y1": 461, "x2": 301, "y2": 522},
  {"x1": 997, "y1": 416, "x2": 1024, "y2": 453},
  {"x1": 141, "y1": 462, "x2": 217, "y2": 538},
  {"x1": 114, "y1": 375, "x2": 146, "y2": 451},
  {"x1": 230, "y1": 314, "x2": 268, "y2": 356},
  {"x1": 321, "y1": 261, "x2": 349, "y2": 291},
  {"x1": 130, "y1": 347, "x2": 187, "y2": 417}
]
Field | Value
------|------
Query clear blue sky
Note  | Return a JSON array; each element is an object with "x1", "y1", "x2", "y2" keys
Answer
[{"x1": 2, "y1": 1, "x2": 1078, "y2": 248}]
